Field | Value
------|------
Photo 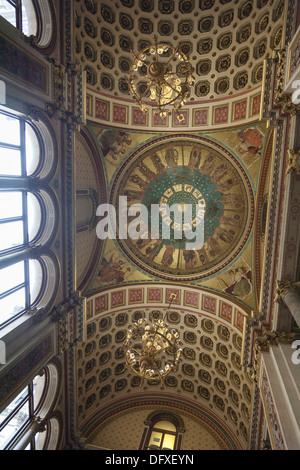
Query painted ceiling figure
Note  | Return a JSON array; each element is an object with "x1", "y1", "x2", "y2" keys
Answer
[
  {"x1": 97, "y1": 257, "x2": 129, "y2": 283},
  {"x1": 237, "y1": 128, "x2": 263, "y2": 156},
  {"x1": 129, "y1": 174, "x2": 149, "y2": 191},
  {"x1": 98, "y1": 129, "x2": 132, "y2": 159},
  {"x1": 162, "y1": 242, "x2": 175, "y2": 267},
  {"x1": 150, "y1": 153, "x2": 166, "y2": 173},
  {"x1": 188, "y1": 147, "x2": 202, "y2": 170},
  {"x1": 211, "y1": 163, "x2": 230, "y2": 184},
  {"x1": 200, "y1": 153, "x2": 218, "y2": 176},
  {"x1": 165, "y1": 147, "x2": 179, "y2": 168},
  {"x1": 226, "y1": 267, "x2": 252, "y2": 300}
]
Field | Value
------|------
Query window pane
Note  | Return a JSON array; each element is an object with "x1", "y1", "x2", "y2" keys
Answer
[
  {"x1": 27, "y1": 193, "x2": 41, "y2": 241},
  {"x1": 29, "y1": 260, "x2": 42, "y2": 303},
  {"x1": 155, "y1": 421, "x2": 176, "y2": 432},
  {"x1": 0, "y1": 192, "x2": 23, "y2": 220},
  {"x1": 0, "y1": 288, "x2": 26, "y2": 324},
  {"x1": 149, "y1": 431, "x2": 163, "y2": 448},
  {"x1": 162, "y1": 433, "x2": 175, "y2": 450},
  {"x1": 0, "y1": 262, "x2": 25, "y2": 296},
  {"x1": 0, "y1": 1, "x2": 17, "y2": 28},
  {"x1": 22, "y1": 0, "x2": 37, "y2": 37},
  {"x1": 0, "y1": 400, "x2": 29, "y2": 449},
  {"x1": 0, "y1": 113, "x2": 20, "y2": 146},
  {"x1": 0, "y1": 220, "x2": 24, "y2": 251},
  {"x1": 0, "y1": 148, "x2": 22, "y2": 176},
  {"x1": 25, "y1": 124, "x2": 40, "y2": 175},
  {"x1": 0, "y1": 386, "x2": 28, "y2": 426},
  {"x1": 33, "y1": 373, "x2": 46, "y2": 412}
]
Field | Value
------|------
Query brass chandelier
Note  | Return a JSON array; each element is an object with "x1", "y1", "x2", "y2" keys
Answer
[
  {"x1": 126, "y1": 36, "x2": 195, "y2": 118},
  {"x1": 123, "y1": 295, "x2": 182, "y2": 386}
]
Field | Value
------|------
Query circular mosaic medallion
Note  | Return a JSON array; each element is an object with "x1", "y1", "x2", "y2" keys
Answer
[{"x1": 111, "y1": 136, "x2": 254, "y2": 281}]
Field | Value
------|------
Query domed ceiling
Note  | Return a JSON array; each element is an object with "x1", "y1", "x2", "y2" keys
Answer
[{"x1": 111, "y1": 135, "x2": 254, "y2": 281}]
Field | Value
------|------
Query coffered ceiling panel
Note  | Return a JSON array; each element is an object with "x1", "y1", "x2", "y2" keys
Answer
[{"x1": 74, "y1": 0, "x2": 285, "y2": 129}]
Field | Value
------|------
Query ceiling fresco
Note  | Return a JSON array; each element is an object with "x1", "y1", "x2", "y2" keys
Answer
[
  {"x1": 85, "y1": 120, "x2": 270, "y2": 312},
  {"x1": 111, "y1": 137, "x2": 252, "y2": 280}
]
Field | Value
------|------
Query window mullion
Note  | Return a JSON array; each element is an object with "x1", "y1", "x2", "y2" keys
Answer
[
  {"x1": 0, "y1": 394, "x2": 30, "y2": 432},
  {"x1": 0, "y1": 216, "x2": 24, "y2": 225},
  {"x1": 0, "y1": 282, "x2": 26, "y2": 301},
  {"x1": 24, "y1": 258, "x2": 31, "y2": 310},
  {"x1": 20, "y1": 119, "x2": 27, "y2": 177}
]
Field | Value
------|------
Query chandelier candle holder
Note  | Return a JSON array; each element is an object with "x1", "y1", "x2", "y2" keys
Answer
[
  {"x1": 123, "y1": 296, "x2": 183, "y2": 386},
  {"x1": 126, "y1": 36, "x2": 195, "y2": 118}
]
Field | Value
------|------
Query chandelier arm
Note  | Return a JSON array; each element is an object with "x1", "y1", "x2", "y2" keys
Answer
[
  {"x1": 162, "y1": 77, "x2": 181, "y2": 98},
  {"x1": 129, "y1": 347, "x2": 144, "y2": 356}
]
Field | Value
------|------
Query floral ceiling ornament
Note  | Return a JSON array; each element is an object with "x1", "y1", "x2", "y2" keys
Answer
[
  {"x1": 123, "y1": 293, "x2": 183, "y2": 386},
  {"x1": 126, "y1": 36, "x2": 195, "y2": 118}
]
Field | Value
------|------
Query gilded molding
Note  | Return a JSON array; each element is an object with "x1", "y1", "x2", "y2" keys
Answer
[
  {"x1": 46, "y1": 59, "x2": 85, "y2": 128},
  {"x1": 250, "y1": 330, "x2": 296, "y2": 383},
  {"x1": 274, "y1": 49, "x2": 300, "y2": 116}
]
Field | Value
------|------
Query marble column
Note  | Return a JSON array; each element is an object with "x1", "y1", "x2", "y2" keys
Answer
[{"x1": 276, "y1": 281, "x2": 300, "y2": 328}]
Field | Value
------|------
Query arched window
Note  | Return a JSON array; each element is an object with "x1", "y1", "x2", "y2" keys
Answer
[
  {"x1": 147, "y1": 420, "x2": 177, "y2": 450},
  {"x1": 0, "y1": 0, "x2": 55, "y2": 51},
  {"x1": 0, "y1": 0, "x2": 37, "y2": 36},
  {"x1": 0, "y1": 363, "x2": 60, "y2": 450},
  {"x1": 0, "y1": 108, "x2": 59, "y2": 328},
  {"x1": 141, "y1": 411, "x2": 185, "y2": 451}
]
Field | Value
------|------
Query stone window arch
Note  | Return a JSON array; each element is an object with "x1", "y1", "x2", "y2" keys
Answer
[
  {"x1": 140, "y1": 411, "x2": 185, "y2": 450},
  {"x1": 0, "y1": 108, "x2": 59, "y2": 328},
  {"x1": 0, "y1": 0, "x2": 56, "y2": 53},
  {"x1": 0, "y1": 362, "x2": 61, "y2": 450}
]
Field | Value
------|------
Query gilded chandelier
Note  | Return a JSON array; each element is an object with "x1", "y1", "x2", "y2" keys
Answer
[
  {"x1": 123, "y1": 295, "x2": 182, "y2": 386},
  {"x1": 127, "y1": 36, "x2": 195, "y2": 118}
]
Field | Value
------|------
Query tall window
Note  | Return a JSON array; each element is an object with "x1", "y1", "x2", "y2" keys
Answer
[
  {"x1": 142, "y1": 411, "x2": 185, "y2": 451},
  {"x1": 0, "y1": 109, "x2": 58, "y2": 328},
  {"x1": 147, "y1": 420, "x2": 177, "y2": 450},
  {"x1": 0, "y1": 364, "x2": 60, "y2": 450},
  {"x1": 0, "y1": 0, "x2": 38, "y2": 36}
]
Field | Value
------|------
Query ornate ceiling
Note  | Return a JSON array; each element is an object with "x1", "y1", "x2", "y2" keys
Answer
[
  {"x1": 75, "y1": 0, "x2": 284, "y2": 99},
  {"x1": 73, "y1": 0, "x2": 279, "y2": 450},
  {"x1": 76, "y1": 304, "x2": 253, "y2": 449},
  {"x1": 111, "y1": 136, "x2": 253, "y2": 281}
]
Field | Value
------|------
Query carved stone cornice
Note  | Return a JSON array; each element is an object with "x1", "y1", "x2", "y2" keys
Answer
[
  {"x1": 46, "y1": 59, "x2": 85, "y2": 128},
  {"x1": 275, "y1": 280, "x2": 300, "y2": 303},
  {"x1": 251, "y1": 330, "x2": 296, "y2": 383},
  {"x1": 51, "y1": 295, "x2": 85, "y2": 355},
  {"x1": 286, "y1": 150, "x2": 300, "y2": 175}
]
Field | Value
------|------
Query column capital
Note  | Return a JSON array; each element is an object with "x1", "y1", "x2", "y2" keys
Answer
[
  {"x1": 32, "y1": 416, "x2": 47, "y2": 434},
  {"x1": 275, "y1": 280, "x2": 300, "y2": 303},
  {"x1": 286, "y1": 150, "x2": 300, "y2": 175},
  {"x1": 251, "y1": 329, "x2": 296, "y2": 382}
]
